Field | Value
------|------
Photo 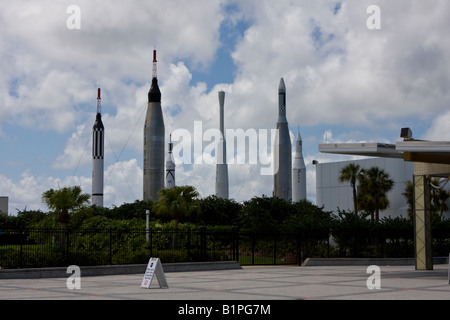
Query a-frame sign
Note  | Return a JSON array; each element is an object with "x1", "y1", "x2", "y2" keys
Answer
[{"x1": 140, "y1": 258, "x2": 169, "y2": 289}]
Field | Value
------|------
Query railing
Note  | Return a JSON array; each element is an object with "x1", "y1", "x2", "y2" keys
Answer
[
  {"x1": 2, "y1": 227, "x2": 303, "y2": 269},
  {"x1": 1, "y1": 225, "x2": 437, "y2": 269}
]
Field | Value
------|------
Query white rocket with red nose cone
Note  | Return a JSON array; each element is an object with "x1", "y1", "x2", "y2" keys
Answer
[{"x1": 92, "y1": 88, "x2": 104, "y2": 207}]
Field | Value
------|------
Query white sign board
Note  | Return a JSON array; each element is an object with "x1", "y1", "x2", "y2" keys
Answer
[{"x1": 140, "y1": 258, "x2": 169, "y2": 289}]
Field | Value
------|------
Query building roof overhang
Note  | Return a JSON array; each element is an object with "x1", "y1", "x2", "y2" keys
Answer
[
  {"x1": 319, "y1": 140, "x2": 450, "y2": 165},
  {"x1": 318, "y1": 142, "x2": 403, "y2": 159}
]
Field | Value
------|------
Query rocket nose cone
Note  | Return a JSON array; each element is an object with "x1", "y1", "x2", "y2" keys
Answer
[
  {"x1": 148, "y1": 77, "x2": 161, "y2": 102},
  {"x1": 218, "y1": 90, "x2": 225, "y2": 106},
  {"x1": 295, "y1": 132, "x2": 303, "y2": 152},
  {"x1": 93, "y1": 113, "x2": 104, "y2": 129},
  {"x1": 278, "y1": 78, "x2": 286, "y2": 91}
]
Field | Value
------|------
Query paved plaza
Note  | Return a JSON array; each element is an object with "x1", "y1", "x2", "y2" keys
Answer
[{"x1": 0, "y1": 264, "x2": 449, "y2": 300}]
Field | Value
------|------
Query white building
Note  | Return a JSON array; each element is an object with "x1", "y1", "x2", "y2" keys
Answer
[
  {"x1": 315, "y1": 158, "x2": 414, "y2": 219},
  {"x1": 0, "y1": 197, "x2": 8, "y2": 215}
]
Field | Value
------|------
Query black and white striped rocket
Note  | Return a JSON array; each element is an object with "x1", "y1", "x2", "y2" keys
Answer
[
  {"x1": 166, "y1": 134, "x2": 175, "y2": 189},
  {"x1": 274, "y1": 78, "x2": 292, "y2": 201},
  {"x1": 143, "y1": 49, "x2": 165, "y2": 201},
  {"x1": 92, "y1": 88, "x2": 104, "y2": 207},
  {"x1": 215, "y1": 91, "x2": 229, "y2": 199}
]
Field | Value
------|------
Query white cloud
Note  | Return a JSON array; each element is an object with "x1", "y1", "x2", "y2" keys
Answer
[
  {"x1": 0, "y1": 0, "x2": 226, "y2": 132},
  {"x1": 104, "y1": 159, "x2": 142, "y2": 206},
  {"x1": 2, "y1": 1, "x2": 450, "y2": 212},
  {"x1": 0, "y1": 160, "x2": 143, "y2": 214},
  {"x1": 52, "y1": 123, "x2": 91, "y2": 170},
  {"x1": 229, "y1": 0, "x2": 450, "y2": 129},
  {"x1": 0, "y1": 170, "x2": 91, "y2": 213},
  {"x1": 423, "y1": 111, "x2": 450, "y2": 141}
]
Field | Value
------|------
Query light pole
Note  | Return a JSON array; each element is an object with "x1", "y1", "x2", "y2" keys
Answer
[{"x1": 146, "y1": 210, "x2": 150, "y2": 242}]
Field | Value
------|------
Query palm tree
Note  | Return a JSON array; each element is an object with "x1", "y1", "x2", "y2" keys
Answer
[
  {"x1": 154, "y1": 185, "x2": 200, "y2": 248},
  {"x1": 42, "y1": 186, "x2": 90, "y2": 247},
  {"x1": 404, "y1": 178, "x2": 450, "y2": 220},
  {"x1": 357, "y1": 167, "x2": 394, "y2": 222},
  {"x1": 339, "y1": 163, "x2": 361, "y2": 213},
  {"x1": 435, "y1": 188, "x2": 450, "y2": 218},
  {"x1": 430, "y1": 178, "x2": 450, "y2": 218},
  {"x1": 402, "y1": 180, "x2": 414, "y2": 220}
]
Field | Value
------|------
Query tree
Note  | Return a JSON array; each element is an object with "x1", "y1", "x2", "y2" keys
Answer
[
  {"x1": 402, "y1": 180, "x2": 414, "y2": 220},
  {"x1": 41, "y1": 186, "x2": 90, "y2": 247},
  {"x1": 15, "y1": 209, "x2": 47, "y2": 229},
  {"x1": 108, "y1": 200, "x2": 153, "y2": 220},
  {"x1": 199, "y1": 195, "x2": 242, "y2": 226},
  {"x1": 357, "y1": 167, "x2": 394, "y2": 222},
  {"x1": 332, "y1": 209, "x2": 373, "y2": 257},
  {"x1": 286, "y1": 200, "x2": 333, "y2": 236},
  {"x1": 430, "y1": 178, "x2": 450, "y2": 218},
  {"x1": 238, "y1": 195, "x2": 293, "y2": 233},
  {"x1": 339, "y1": 163, "x2": 361, "y2": 213},
  {"x1": 154, "y1": 185, "x2": 200, "y2": 248},
  {"x1": 403, "y1": 178, "x2": 450, "y2": 221}
]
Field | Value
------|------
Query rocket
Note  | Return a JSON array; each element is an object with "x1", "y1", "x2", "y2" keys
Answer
[
  {"x1": 92, "y1": 88, "x2": 104, "y2": 207},
  {"x1": 215, "y1": 91, "x2": 229, "y2": 199},
  {"x1": 143, "y1": 49, "x2": 165, "y2": 201},
  {"x1": 274, "y1": 78, "x2": 292, "y2": 201},
  {"x1": 166, "y1": 134, "x2": 175, "y2": 188},
  {"x1": 292, "y1": 131, "x2": 307, "y2": 202}
]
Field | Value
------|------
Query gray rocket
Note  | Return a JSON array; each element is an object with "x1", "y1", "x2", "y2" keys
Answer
[
  {"x1": 143, "y1": 50, "x2": 165, "y2": 201},
  {"x1": 274, "y1": 78, "x2": 292, "y2": 201},
  {"x1": 92, "y1": 88, "x2": 104, "y2": 207},
  {"x1": 215, "y1": 91, "x2": 229, "y2": 199},
  {"x1": 292, "y1": 131, "x2": 307, "y2": 202}
]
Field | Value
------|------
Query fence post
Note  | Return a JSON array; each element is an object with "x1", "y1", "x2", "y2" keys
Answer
[
  {"x1": 327, "y1": 230, "x2": 330, "y2": 258},
  {"x1": 200, "y1": 226, "x2": 206, "y2": 261},
  {"x1": 231, "y1": 226, "x2": 235, "y2": 261},
  {"x1": 19, "y1": 229, "x2": 24, "y2": 268},
  {"x1": 232, "y1": 226, "x2": 239, "y2": 262},
  {"x1": 297, "y1": 227, "x2": 302, "y2": 266},
  {"x1": 273, "y1": 234, "x2": 277, "y2": 265},
  {"x1": 187, "y1": 227, "x2": 191, "y2": 262},
  {"x1": 236, "y1": 227, "x2": 240, "y2": 263},
  {"x1": 109, "y1": 228, "x2": 112, "y2": 265},
  {"x1": 66, "y1": 228, "x2": 70, "y2": 266},
  {"x1": 251, "y1": 234, "x2": 255, "y2": 265}
]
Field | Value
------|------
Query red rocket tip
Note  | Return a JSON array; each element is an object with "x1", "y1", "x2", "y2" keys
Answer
[{"x1": 96, "y1": 88, "x2": 102, "y2": 114}]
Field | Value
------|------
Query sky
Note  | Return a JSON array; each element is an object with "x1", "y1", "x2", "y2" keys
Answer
[{"x1": 1, "y1": 0, "x2": 450, "y2": 214}]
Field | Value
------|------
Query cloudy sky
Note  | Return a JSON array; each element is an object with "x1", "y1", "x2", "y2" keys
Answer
[{"x1": 1, "y1": 0, "x2": 450, "y2": 214}]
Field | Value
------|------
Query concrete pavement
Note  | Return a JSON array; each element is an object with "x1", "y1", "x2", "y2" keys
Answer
[{"x1": 0, "y1": 264, "x2": 448, "y2": 300}]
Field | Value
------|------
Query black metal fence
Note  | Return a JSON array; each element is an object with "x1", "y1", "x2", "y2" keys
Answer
[
  {"x1": 0, "y1": 228, "x2": 309, "y2": 269},
  {"x1": 3, "y1": 225, "x2": 442, "y2": 269}
]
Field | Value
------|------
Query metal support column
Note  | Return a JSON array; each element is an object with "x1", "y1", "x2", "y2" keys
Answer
[{"x1": 413, "y1": 175, "x2": 433, "y2": 270}]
